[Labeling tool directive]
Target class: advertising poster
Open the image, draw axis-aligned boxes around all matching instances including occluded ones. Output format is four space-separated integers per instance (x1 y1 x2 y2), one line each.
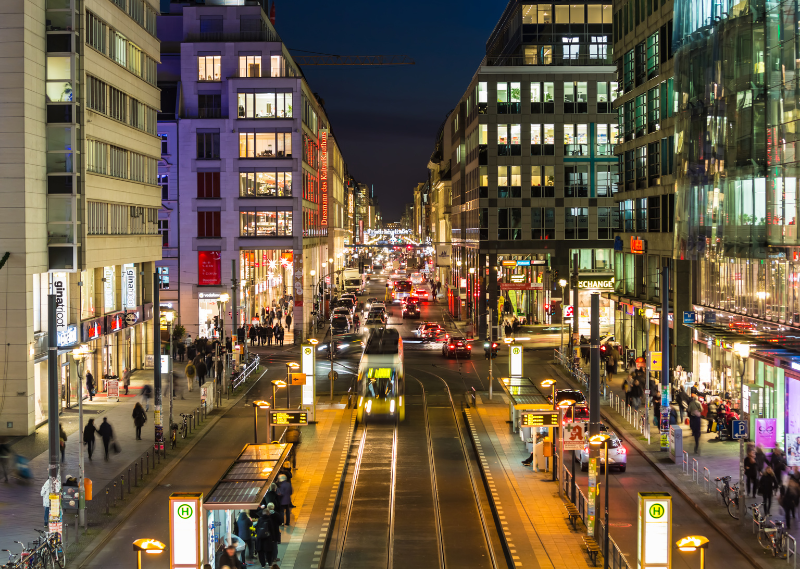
755 418 777 451
198 251 221 285
788 434 800 467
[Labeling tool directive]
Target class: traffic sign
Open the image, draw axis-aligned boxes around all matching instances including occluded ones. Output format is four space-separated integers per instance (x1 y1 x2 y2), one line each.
649 352 662 371
521 412 559 427
683 311 696 324
290 373 307 386
563 305 574 318
732 420 748 440
563 422 586 450
270 410 309 425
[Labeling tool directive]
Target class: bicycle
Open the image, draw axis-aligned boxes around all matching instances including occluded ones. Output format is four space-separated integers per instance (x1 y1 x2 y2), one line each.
170 423 178 449
758 516 789 557
35 529 64 568
179 413 192 439
715 475 740 518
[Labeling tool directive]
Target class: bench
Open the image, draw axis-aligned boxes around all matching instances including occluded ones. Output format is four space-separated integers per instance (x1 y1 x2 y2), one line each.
565 503 581 529
583 536 602 566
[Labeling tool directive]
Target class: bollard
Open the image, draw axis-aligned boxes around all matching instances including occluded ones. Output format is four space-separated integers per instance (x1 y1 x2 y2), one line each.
128 468 132 492
134 463 138 487
140 457 144 479
112 482 117 507
120 476 124 500
75 512 79 544
157 448 160 464
146 452 150 475
105 489 110 514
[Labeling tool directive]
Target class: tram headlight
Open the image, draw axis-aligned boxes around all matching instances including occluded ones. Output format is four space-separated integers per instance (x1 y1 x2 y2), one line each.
366 399 373 414
390 399 396 414
358 396 363 408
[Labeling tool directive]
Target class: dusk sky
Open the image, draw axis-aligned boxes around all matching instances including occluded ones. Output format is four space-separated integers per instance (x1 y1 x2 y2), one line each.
275 0 505 221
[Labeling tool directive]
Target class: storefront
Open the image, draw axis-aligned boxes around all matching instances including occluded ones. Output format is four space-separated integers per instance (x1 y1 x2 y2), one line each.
199 292 223 339
240 249 293 324
498 258 550 325
607 294 660 357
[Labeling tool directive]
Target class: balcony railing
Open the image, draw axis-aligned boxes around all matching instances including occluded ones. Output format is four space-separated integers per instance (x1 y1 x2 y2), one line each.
185 31 281 43
303 228 328 237
484 53 613 67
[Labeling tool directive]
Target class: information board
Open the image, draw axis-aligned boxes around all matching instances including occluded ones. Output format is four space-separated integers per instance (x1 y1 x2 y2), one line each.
270 410 309 425
107 380 119 400
521 412 558 427
563 422 586 450
638 492 672 569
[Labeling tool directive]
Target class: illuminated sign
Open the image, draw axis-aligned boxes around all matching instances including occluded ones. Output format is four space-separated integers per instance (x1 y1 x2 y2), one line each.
367 368 393 379
521 412 559 426
501 260 517 267
53 272 70 346
103 266 115 310
107 312 125 333
82 317 104 341
578 277 615 289
320 129 328 227
123 263 137 309
301 344 315 409
509 345 523 377
631 237 646 254
269 410 309 425
638 493 672 569
516 259 531 266
649 352 662 371
563 305 574 318
169 493 202 569
509 274 526 283
500 283 543 290
290 373 306 385
57 325 78 347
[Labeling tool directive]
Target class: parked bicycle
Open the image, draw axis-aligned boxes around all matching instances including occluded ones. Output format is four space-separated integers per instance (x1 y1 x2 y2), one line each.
758 516 789 558
715 475 740 519
35 528 64 568
179 413 192 439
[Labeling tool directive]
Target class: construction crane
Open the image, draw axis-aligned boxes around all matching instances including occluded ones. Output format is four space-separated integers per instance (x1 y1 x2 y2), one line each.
291 54 415 66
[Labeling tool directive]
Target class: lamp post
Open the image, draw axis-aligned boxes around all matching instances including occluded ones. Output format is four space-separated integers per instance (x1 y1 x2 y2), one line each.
734 342 750 525
133 538 165 569
558 279 567 356
252 400 270 444
557 398 576 498
286 362 299 408
322 262 328 318
590 433 611 569
71 344 92 528
676 536 709 569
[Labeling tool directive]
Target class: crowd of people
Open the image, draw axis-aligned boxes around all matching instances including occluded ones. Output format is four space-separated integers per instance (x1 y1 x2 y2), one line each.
743 444 800 526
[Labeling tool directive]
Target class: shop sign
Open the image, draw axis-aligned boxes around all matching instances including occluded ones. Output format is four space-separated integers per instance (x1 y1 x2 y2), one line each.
500 283 543 290
756 418 777 450
82 318 104 341
320 129 328 227
460 278 467 288
631 237 646 254
516 259 531 266
52 272 70 346
199 292 221 300
501 260 517 267
683 311 696 324
704 312 716 324
106 312 125 333
103 266 115 311
563 305 574 318
124 307 141 327
510 274 526 283
57 325 78 347
435 244 451 266
578 277 615 289
198 251 221 286
122 264 137 309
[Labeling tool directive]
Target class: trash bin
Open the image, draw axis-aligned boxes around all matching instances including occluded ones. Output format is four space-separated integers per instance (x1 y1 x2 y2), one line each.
84 478 93 501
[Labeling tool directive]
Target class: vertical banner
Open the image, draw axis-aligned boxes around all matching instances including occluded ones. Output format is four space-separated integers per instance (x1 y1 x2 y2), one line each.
587 458 597 535
509 344 523 377
319 129 328 227
638 493 672 569
122 263 137 309
301 344 315 421
660 386 670 450
103 266 115 311
52 272 72 347
169 493 203 569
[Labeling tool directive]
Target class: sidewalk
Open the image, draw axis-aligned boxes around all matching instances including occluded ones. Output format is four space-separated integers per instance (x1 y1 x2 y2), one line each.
0 366 221 554
551 357 795 569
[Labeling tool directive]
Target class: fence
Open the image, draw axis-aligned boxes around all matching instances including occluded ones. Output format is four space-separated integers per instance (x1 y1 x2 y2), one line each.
232 354 260 390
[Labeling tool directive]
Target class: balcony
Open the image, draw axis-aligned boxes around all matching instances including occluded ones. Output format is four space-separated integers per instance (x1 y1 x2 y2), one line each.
484 53 613 67
185 31 280 43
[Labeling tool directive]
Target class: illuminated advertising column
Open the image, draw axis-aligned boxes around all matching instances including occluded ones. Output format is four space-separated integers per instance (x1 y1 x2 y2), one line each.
638 492 672 569
169 493 202 569
301 344 315 422
509 344 523 377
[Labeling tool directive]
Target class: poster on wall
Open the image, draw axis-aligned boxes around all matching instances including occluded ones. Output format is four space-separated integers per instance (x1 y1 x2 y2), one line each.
435 244 451 266
755 418 777 451
103 266 115 311
788 434 800 467
198 251 221 285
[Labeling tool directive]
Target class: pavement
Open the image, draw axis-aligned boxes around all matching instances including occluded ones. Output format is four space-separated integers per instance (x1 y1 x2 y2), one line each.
0 365 232 556
550 352 797 569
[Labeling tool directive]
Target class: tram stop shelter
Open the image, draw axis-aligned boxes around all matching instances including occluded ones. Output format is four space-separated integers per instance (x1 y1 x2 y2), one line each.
499 377 556 470
202 443 293 568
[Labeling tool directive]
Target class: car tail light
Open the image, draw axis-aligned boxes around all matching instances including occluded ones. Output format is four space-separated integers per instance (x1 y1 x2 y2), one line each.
617 446 626 454
467 345 472 350
449 344 455 350
492 343 497 348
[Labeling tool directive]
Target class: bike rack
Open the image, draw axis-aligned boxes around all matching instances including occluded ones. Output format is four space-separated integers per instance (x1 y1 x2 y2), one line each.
691 458 699 482
788 534 797 568
682 450 688 474
703 467 710 493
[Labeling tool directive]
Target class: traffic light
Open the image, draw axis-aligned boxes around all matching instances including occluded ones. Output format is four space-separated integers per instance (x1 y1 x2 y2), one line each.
213 316 219 329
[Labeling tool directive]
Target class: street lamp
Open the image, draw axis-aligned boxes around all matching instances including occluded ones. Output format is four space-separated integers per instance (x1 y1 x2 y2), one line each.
133 538 165 569
676 536 709 569
252 400 270 444
558 279 568 355
71 343 91 528
734 342 750 524
284 361 300 408
590 433 611 569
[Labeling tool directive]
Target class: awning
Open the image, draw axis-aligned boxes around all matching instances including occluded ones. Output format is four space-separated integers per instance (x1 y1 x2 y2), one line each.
498 377 551 410
684 323 800 363
204 443 292 511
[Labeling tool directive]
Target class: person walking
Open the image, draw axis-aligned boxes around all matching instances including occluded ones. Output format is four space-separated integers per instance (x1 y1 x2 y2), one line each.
755 445 767 473
83 418 97 461
267 503 282 565
236 511 254 565
745 448 760 497
187 343 197 362
122 367 131 395
59 424 67 463
687 393 703 454
285 312 292 332
759 466 778 513
772 447 788 494
706 397 718 432
132 402 147 440
86 370 95 402
254 510 274 568
277 473 293 526
196 359 207 387
41 477 60 526
266 324 274 347
177 342 186 362
783 476 800 529
218 541 244 569
98 417 114 461
141 384 153 411
249 325 257 346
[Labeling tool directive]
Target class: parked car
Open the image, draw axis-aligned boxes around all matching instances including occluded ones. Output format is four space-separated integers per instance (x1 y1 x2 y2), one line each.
331 315 350 333
549 388 587 407
575 424 627 472
442 337 472 358
402 302 420 319
332 306 353 324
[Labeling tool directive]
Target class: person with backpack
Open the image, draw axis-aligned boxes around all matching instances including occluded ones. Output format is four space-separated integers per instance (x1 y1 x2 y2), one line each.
132 402 147 440
254 509 274 568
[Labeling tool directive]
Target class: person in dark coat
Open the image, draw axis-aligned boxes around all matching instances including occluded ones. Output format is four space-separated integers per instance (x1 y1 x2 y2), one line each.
205 352 214 375
236 511 253 564
196 359 208 387
217 542 243 569
267 503 282 564
783 476 800 529
772 447 788 494
285 313 292 331
254 511 274 568
86 370 95 401
97 417 113 461
83 418 97 461
759 466 778 513
687 394 703 454
225 336 233 353
249 326 257 346
745 448 760 497
187 344 197 362
132 402 147 440
756 445 767 472
266 324 274 346
277 473 293 526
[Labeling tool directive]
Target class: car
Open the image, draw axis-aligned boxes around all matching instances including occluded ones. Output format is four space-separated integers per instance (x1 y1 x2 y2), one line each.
564 404 590 424
317 333 364 357
402 294 420 305
402 302 421 319
330 315 350 333
410 272 425 285
442 336 472 358
419 323 445 340
332 306 353 323
413 288 430 301
364 297 379 312
340 293 357 303
368 309 387 323
575 424 627 472
333 298 355 313
550 388 587 407
371 302 386 312
416 322 437 336
363 317 385 331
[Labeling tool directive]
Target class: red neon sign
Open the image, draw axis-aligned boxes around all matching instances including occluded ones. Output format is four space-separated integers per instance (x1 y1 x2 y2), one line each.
320 130 328 226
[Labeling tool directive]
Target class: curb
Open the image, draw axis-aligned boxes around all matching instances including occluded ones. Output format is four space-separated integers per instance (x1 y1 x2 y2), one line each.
71 370 268 569
546 362 766 569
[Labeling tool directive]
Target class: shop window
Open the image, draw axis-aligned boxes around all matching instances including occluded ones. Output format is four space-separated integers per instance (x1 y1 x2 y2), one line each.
198 55 221 81
565 165 589 197
532 165 555 197
197 171 221 198
197 210 221 238
565 207 589 239
532 207 555 239
498 208 522 240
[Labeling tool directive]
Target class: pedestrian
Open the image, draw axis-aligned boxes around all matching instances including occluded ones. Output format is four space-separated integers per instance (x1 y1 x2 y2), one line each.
177 342 186 362
205 352 214 376
59 424 67 463
98 417 114 461
772 447 788 494
706 397 718 433
218 541 243 569
132 402 147 440
236 511 254 564
756 445 767 473
196 359 207 387
41 477 60 526
285 312 293 331
226 336 233 353
141 384 153 411
678 390 689 422
267 503 282 564
759 466 778 513
630 379 643 410
86 370 95 401
187 343 197 362
266 324 273 346
783 476 800 529
745 448 759 497
249 326 257 346
255 510 274 568
688 393 703 453
83 418 96 461
122 367 131 395
622 377 631 406
277 473 293 526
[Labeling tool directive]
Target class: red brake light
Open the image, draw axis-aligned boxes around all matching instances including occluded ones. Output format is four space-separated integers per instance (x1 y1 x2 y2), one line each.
492 343 497 348
449 344 455 349
467 345 472 349
617 446 626 454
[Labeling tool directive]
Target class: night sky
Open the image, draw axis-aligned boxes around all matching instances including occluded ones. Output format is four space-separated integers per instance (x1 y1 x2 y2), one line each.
274 0 504 221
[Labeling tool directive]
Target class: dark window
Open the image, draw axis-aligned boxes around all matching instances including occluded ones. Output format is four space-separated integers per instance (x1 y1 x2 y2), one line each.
197 211 221 237
198 94 221 118
159 133 168 154
648 196 660 231
532 207 555 239
624 49 634 92
158 174 168 199
197 172 221 198
636 197 648 231
621 200 635 231
648 141 660 182
565 165 589 197
646 33 659 79
498 208 522 240
597 207 619 239
197 132 220 159
565 207 589 239
635 41 646 86
158 221 168 248
199 16 223 34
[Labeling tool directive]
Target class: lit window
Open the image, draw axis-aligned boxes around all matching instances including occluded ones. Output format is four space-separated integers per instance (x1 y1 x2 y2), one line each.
239 55 262 78
198 55 221 81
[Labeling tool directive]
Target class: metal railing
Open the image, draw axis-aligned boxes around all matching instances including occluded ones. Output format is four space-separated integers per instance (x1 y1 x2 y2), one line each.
788 535 797 568
703 467 711 493
682 450 688 474
232 354 260 389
